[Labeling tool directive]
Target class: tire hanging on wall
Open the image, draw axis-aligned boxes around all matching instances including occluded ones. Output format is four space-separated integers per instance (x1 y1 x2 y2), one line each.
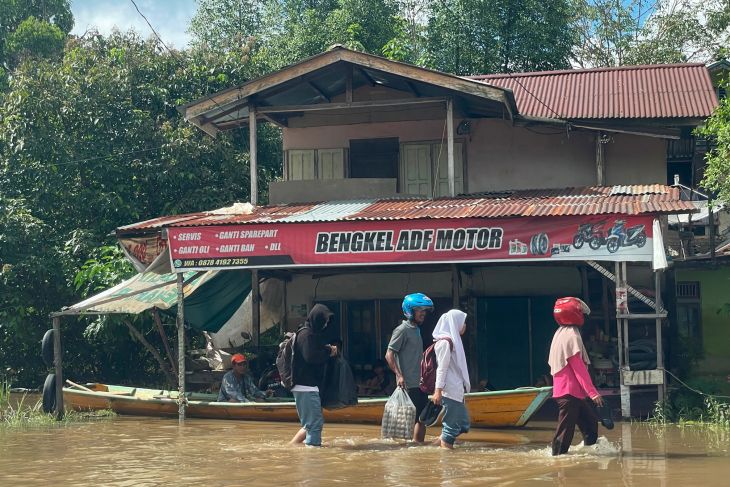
41 329 55 367
42 373 56 414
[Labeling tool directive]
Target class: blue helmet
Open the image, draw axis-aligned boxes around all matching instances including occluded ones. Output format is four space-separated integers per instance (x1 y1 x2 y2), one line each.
402 293 434 319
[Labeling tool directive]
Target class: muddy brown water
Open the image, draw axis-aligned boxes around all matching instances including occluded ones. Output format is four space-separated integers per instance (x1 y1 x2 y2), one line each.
1 414 729 486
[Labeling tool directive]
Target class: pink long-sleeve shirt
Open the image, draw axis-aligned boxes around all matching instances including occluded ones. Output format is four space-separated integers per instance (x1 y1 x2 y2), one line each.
552 352 599 399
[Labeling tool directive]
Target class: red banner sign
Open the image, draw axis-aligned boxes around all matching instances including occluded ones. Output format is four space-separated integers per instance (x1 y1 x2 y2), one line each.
168 214 655 271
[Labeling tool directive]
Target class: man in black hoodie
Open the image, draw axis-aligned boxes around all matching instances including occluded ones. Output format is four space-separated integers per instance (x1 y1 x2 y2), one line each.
289 304 337 447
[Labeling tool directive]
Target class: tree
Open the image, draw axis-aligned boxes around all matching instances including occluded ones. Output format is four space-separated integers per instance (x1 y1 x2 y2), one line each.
572 0 730 67
0 0 73 68
189 0 266 53
254 0 399 71
424 0 577 76
5 16 66 63
698 82 730 204
0 32 282 386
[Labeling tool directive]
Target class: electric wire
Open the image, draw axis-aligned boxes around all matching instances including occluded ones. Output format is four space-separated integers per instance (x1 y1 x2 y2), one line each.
662 368 730 400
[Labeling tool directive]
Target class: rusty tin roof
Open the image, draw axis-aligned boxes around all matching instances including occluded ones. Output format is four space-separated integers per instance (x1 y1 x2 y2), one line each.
472 64 718 120
117 185 695 234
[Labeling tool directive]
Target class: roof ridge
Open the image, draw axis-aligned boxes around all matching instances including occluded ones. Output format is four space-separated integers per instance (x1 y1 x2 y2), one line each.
470 63 708 80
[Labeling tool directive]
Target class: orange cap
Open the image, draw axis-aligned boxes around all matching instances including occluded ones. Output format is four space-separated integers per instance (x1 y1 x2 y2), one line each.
231 353 247 364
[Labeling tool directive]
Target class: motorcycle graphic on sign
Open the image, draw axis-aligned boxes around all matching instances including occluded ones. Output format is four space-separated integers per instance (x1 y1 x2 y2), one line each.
572 219 647 254
605 220 647 253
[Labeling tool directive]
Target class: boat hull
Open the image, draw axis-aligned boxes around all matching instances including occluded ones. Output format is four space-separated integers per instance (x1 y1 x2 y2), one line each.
64 384 552 428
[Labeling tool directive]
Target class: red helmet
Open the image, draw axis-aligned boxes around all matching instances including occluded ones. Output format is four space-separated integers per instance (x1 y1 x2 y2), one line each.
553 297 591 326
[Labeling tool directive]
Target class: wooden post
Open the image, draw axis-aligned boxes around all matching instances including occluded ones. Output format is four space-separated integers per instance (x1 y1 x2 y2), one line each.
176 273 186 423
451 264 460 309
252 270 261 348
52 316 64 420
595 132 606 185
249 106 258 206
655 270 666 401
615 262 631 418
447 98 455 197
345 65 353 103
527 298 534 386
709 204 716 263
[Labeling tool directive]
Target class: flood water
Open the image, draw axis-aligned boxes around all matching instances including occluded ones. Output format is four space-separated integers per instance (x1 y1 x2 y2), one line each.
1 415 729 486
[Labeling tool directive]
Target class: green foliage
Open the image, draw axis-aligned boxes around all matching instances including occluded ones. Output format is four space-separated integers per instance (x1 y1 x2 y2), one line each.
652 395 730 427
698 82 730 205
189 0 265 53
0 385 116 428
650 376 730 427
73 245 135 297
0 31 281 387
0 0 73 68
252 0 399 71
573 0 730 67
5 17 66 62
424 0 576 75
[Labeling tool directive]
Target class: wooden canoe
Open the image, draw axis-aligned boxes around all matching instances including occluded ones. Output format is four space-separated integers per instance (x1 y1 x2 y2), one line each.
63 383 552 428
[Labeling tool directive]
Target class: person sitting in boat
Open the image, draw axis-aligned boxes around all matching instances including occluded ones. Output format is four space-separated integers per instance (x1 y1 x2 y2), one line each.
218 353 271 403
357 359 394 396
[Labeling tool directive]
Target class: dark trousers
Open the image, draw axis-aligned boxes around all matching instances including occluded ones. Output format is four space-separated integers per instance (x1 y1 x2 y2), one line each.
552 395 599 455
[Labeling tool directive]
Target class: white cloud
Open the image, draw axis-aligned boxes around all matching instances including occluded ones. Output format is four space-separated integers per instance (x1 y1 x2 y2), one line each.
71 0 197 48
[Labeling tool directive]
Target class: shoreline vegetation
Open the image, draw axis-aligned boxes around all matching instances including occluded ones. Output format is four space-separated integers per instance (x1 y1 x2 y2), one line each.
0 383 115 428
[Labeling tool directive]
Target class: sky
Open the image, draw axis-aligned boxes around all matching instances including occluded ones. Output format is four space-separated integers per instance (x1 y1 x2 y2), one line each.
71 0 198 48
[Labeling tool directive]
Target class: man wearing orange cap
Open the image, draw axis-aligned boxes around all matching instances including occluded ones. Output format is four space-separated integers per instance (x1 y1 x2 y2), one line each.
218 353 270 403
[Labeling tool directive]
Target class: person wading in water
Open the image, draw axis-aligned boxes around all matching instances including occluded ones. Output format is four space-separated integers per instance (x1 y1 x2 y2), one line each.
289 304 338 447
431 309 471 449
385 293 433 443
548 297 604 456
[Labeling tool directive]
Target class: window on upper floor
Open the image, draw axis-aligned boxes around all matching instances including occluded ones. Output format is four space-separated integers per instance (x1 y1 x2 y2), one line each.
285 148 347 180
349 138 399 179
284 138 467 198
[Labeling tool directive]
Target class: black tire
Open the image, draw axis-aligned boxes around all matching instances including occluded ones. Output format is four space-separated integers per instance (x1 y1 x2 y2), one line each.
42 373 56 414
635 233 647 248
42 329 54 367
607 238 619 254
537 233 549 255
589 238 602 250
572 234 584 249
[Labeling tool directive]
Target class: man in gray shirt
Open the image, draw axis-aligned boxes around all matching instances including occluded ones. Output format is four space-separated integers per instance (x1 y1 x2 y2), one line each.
385 293 433 443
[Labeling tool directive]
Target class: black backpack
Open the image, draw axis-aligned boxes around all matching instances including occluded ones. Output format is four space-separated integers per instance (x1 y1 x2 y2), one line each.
275 331 298 390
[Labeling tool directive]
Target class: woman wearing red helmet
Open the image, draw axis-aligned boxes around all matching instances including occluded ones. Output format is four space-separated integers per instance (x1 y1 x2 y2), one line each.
548 297 604 456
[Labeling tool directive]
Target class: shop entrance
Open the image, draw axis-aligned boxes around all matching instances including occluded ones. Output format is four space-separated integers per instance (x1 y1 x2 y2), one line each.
476 296 557 390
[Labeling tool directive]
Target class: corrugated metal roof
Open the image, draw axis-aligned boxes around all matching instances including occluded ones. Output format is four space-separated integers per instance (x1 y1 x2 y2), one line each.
116 185 695 233
471 64 718 120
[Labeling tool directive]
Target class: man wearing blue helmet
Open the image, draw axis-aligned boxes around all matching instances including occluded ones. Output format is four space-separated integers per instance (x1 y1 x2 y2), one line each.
385 292 434 443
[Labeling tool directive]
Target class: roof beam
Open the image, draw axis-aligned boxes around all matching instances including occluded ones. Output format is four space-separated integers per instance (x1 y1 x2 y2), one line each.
197 97 249 125
405 80 421 97
307 81 330 102
358 67 376 87
255 96 447 114
345 64 353 103
260 113 288 128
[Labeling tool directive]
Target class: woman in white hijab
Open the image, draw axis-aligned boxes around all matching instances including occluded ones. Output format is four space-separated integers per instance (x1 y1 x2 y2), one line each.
432 309 470 449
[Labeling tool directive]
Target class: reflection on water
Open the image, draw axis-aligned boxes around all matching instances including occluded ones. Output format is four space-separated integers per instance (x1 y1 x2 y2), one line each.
1 417 729 486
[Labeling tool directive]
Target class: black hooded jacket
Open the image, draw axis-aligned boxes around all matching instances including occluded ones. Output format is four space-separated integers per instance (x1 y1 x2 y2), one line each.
292 304 334 388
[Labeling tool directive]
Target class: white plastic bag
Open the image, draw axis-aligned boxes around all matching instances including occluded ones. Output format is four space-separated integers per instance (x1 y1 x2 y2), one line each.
381 388 416 440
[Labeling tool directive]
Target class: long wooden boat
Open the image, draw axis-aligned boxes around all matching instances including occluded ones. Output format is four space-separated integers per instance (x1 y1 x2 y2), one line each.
64 383 552 427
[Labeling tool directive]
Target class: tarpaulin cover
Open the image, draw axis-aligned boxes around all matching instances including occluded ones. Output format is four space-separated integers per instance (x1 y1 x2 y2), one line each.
62 271 215 315
62 269 251 333
164 269 251 333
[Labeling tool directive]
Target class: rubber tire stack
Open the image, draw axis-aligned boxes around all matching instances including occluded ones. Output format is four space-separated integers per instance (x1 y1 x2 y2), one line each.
41 328 56 414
